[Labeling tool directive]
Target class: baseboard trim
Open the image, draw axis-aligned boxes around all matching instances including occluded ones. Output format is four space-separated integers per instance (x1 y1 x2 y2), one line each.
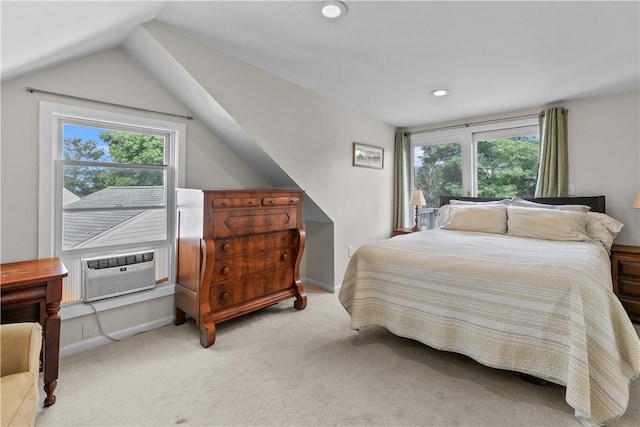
60 315 174 358
303 278 334 293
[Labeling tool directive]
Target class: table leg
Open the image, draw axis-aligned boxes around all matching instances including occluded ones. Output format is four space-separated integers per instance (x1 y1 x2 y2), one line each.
43 299 61 406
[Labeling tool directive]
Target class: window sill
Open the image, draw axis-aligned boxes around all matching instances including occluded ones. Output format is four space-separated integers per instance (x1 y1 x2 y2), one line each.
60 282 175 320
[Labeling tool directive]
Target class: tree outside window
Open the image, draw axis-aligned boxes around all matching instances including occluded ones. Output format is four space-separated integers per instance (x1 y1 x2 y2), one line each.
476 135 539 198
414 142 462 207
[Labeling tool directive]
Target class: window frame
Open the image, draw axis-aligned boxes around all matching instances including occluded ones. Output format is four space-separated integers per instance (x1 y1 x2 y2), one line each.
410 117 538 202
38 101 185 301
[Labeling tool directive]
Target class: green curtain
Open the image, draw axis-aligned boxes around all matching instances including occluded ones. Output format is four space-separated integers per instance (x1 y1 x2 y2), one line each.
393 130 411 228
535 107 569 197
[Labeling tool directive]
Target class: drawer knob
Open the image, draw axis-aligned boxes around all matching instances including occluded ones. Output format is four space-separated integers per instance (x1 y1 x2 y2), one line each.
268 199 274 204
221 266 230 275
221 243 230 251
221 292 230 300
281 253 288 261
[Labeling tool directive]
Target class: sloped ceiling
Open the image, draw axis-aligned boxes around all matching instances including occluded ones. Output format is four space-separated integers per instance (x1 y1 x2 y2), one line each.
2 1 639 128
121 24 331 222
121 24 298 190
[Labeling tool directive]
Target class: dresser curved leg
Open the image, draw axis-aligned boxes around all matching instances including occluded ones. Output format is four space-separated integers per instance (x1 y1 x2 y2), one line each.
294 289 307 310
199 322 216 348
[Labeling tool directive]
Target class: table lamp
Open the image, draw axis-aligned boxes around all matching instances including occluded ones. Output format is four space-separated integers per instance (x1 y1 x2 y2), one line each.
410 188 426 231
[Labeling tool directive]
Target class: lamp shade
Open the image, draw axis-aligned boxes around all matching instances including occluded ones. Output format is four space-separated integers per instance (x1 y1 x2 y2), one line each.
410 189 426 206
633 192 640 209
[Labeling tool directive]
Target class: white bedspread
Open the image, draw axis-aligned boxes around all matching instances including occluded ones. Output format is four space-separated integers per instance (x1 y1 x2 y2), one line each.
339 229 640 426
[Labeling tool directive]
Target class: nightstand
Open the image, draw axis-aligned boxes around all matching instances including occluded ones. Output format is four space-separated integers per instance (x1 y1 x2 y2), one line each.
392 228 419 237
611 244 640 322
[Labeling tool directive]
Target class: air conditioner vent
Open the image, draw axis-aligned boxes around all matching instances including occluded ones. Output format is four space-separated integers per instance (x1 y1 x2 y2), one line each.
86 252 154 270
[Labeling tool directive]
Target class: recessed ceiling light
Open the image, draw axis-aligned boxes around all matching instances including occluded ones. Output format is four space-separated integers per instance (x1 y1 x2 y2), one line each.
321 1 348 19
430 89 449 97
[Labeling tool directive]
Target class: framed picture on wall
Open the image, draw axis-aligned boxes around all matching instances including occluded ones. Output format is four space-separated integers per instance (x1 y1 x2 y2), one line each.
352 142 384 169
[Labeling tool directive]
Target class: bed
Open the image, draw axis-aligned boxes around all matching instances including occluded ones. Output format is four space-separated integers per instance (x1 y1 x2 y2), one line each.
339 196 640 427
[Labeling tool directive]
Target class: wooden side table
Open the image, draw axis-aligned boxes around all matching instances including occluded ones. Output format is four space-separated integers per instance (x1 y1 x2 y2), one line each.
611 244 640 322
1 257 68 406
392 228 419 237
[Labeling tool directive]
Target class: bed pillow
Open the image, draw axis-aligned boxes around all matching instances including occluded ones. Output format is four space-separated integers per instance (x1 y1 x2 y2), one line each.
438 199 509 226
440 204 507 234
511 197 591 212
507 206 590 241
436 204 451 227
586 212 623 252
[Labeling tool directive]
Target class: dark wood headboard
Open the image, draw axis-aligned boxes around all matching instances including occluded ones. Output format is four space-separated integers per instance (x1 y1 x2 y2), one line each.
438 195 606 214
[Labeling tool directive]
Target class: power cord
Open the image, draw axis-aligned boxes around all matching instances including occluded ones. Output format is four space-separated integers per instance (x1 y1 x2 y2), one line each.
87 300 154 342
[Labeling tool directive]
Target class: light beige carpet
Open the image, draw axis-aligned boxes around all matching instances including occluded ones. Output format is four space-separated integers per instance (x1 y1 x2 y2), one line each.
36 289 639 426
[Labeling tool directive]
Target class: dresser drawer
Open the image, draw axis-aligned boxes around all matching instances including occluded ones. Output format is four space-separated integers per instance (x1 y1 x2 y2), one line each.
619 297 640 322
212 208 298 238
211 247 295 282
619 259 640 279
209 268 294 310
215 231 295 259
262 196 300 207
619 278 640 298
211 197 261 209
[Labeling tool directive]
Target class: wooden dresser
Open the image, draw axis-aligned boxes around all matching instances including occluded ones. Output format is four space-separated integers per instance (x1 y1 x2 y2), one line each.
1 257 68 406
174 189 307 347
611 244 640 322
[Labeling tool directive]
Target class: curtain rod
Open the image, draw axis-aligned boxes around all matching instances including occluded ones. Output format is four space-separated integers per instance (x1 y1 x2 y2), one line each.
409 112 539 135
26 86 193 120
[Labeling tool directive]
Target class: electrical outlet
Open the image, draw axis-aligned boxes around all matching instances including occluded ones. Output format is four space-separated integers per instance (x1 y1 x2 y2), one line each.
348 245 354 257
82 322 96 339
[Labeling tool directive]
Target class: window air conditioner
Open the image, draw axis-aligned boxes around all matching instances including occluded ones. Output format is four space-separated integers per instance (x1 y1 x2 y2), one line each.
81 251 155 302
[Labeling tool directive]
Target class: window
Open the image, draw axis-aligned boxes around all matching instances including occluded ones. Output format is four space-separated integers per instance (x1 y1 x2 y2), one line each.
39 102 185 303
410 118 539 208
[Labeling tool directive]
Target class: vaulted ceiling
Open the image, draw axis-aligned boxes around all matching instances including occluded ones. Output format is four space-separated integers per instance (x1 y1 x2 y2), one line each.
2 1 639 128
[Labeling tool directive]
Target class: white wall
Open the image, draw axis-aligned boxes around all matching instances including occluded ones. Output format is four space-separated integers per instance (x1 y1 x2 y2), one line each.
564 92 640 245
407 91 640 246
